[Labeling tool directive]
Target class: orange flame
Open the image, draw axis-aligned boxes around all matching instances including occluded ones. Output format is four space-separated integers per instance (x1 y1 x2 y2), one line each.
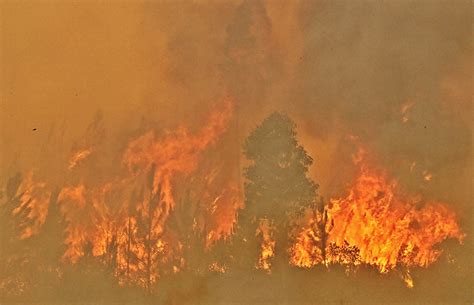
327 165 463 271
68 148 93 170
13 171 51 239
55 100 234 286
291 151 464 285
122 99 233 203
206 185 243 246
256 218 275 272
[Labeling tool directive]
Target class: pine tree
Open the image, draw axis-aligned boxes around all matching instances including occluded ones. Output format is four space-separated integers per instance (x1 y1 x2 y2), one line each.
236 112 317 271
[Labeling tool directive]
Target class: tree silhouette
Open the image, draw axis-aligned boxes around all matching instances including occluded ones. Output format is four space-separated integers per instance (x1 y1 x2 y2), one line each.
134 164 169 293
236 112 317 271
26 188 68 299
31 188 66 262
123 189 139 283
167 189 207 274
0 173 29 298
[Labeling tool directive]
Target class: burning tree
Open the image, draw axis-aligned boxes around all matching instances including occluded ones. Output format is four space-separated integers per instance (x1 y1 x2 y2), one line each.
134 165 169 293
235 112 318 272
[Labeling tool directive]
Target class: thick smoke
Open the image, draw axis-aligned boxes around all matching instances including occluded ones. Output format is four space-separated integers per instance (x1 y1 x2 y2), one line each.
1 0 472 304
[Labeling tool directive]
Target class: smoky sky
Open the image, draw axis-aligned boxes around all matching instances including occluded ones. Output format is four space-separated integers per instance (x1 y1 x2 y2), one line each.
1 1 472 225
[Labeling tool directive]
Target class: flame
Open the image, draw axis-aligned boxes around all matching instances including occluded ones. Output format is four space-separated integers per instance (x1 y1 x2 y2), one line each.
206 185 243 246
68 148 93 170
209 262 227 273
422 171 433 181
291 152 464 286
54 100 234 287
122 99 233 202
256 218 275 272
327 166 463 271
401 269 414 288
400 100 414 123
58 182 124 262
13 171 51 239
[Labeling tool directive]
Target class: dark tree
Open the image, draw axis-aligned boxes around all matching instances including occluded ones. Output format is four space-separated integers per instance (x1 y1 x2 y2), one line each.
236 112 317 270
27 188 68 299
124 189 139 283
135 164 168 293
31 188 67 263
0 173 30 298
61 240 120 304
167 189 207 274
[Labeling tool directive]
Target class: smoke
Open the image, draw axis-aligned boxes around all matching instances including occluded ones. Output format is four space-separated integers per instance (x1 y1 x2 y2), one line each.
1 0 472 303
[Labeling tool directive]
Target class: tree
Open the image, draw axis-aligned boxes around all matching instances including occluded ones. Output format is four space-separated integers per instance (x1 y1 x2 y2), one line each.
31 188 66 263
123 189 139 283
135 164 168 293
0 173 29 298
236 112 317 271
167 189 207 274
27 188 68 299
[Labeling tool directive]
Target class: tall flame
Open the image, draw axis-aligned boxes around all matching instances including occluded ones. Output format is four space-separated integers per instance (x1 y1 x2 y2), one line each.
8 100 235 288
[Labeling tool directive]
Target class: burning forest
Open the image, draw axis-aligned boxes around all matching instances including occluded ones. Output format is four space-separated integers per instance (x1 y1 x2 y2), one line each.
1 1 472 305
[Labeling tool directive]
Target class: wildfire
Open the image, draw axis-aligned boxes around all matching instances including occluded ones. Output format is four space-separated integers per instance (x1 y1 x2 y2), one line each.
4 100 237 289
291 153 465 285
57 100 234 287
3 103 465 290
